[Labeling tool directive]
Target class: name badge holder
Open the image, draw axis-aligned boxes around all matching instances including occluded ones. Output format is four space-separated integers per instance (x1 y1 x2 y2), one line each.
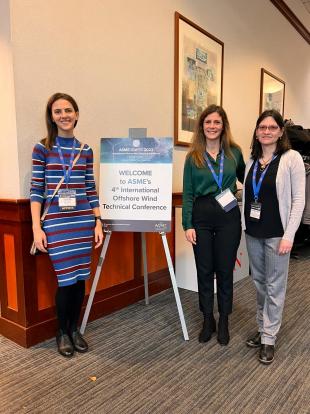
215 188 238 212
58 189 77 211
56 138 77 211
204 151 237 212
250 155 276 221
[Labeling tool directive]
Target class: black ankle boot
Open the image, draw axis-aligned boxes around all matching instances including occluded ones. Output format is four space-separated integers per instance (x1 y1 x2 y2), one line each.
217 314 230 346
259 344 275 364
56 330 74 357
199 314 216 343
69 329 88 353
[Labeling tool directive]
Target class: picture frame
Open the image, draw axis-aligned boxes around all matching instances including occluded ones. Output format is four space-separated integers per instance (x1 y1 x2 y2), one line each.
174 12 224 146
259 68 285 116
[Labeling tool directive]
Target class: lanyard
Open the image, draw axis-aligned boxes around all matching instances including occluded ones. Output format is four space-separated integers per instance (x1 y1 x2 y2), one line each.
204 150 225 191
56 137 77 187
252 155 277 201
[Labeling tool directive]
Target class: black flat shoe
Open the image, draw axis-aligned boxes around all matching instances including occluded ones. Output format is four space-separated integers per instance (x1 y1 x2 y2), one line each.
217 314 230 346
246 332 261 348
56 332 74 358
259 344 275 365
70 330 88 353
199 314 216 343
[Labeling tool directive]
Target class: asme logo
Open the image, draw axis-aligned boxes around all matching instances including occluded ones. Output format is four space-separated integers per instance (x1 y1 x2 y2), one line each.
155 223 167 230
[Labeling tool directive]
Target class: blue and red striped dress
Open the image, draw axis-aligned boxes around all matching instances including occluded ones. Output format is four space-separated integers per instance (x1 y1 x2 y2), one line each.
30 137 99 287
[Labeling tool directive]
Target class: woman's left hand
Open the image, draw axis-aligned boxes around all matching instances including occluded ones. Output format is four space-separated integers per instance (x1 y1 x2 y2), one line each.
94 220 104 248
278 239 293 255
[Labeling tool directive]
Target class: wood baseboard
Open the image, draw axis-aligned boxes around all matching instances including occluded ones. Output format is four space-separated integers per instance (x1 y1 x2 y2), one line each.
0 270 171 347
0 197 179 347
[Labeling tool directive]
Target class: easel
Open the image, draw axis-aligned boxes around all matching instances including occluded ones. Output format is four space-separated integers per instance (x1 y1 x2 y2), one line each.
80 230 189 340
81 129 189 340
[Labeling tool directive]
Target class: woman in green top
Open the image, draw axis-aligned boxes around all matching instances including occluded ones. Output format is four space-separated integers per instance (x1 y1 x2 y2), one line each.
182 105 245 345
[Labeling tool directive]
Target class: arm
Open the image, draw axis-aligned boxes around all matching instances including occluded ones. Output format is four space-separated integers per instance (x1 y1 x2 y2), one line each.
85 146 103 248
92 206 103 249
185 228 196 245
241 160 253 232
182 157 196 244
85 146 100 208
236 149 246 184
31 201 47 252
279 152 306 253
30 143 48 252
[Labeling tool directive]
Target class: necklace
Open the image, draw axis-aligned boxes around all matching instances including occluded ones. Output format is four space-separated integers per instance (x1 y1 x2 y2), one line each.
206 147 220 160
207 151 219 162
259 156 273 170
207 148 218 154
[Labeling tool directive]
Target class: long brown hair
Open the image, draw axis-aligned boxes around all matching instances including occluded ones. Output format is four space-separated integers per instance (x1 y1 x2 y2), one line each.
186 105 241 168
250 109 290 160
42 92 79 150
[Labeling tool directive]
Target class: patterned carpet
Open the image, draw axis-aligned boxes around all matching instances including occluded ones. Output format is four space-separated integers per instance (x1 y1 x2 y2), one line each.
0 246 309 414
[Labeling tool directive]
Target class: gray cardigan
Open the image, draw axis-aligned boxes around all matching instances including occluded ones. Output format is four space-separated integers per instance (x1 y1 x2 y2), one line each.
242 150 305 242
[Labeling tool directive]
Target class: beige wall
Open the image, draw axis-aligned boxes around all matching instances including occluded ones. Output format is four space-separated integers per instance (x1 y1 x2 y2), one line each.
6 0 310 198
0 0 20 198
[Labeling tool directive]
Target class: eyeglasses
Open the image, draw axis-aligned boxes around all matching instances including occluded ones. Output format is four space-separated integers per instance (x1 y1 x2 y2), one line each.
257 125 279 132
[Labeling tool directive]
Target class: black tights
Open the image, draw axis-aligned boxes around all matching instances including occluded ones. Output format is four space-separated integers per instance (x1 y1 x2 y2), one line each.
55 280 85 333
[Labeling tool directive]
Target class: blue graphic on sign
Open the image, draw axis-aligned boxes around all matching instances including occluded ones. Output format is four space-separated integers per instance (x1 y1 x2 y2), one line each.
100 137 173 164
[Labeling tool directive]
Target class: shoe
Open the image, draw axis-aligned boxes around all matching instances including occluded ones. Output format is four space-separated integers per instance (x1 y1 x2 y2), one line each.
70 330 88 353
56 331 74 357
259 344 275 364
199 314 216 343
217 314 230 346
246 332 261 348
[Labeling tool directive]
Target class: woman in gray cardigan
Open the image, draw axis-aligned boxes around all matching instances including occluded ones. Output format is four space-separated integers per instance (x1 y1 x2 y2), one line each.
242 110 305 365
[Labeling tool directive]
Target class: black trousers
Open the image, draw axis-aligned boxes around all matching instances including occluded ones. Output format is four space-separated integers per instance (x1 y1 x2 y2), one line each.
192 195 241 315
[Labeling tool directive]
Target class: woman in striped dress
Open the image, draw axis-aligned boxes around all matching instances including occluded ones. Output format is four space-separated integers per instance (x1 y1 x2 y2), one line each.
30 92 103 357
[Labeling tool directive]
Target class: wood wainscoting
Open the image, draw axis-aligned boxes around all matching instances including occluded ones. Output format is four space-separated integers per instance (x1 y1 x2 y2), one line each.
0 195 182 347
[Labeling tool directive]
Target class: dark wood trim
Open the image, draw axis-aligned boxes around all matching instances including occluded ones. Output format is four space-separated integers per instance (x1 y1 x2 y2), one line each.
133 232 143 278
270 0 310 44
85 269 171 322
0 222 27 325
0 317 30 348
0 198 29 204
0 198 31 222
0 198 177 347
0 269 170 347
172 192 182 207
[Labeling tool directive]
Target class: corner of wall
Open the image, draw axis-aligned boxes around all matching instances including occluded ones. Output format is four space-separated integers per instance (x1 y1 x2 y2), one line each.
0 0 21 199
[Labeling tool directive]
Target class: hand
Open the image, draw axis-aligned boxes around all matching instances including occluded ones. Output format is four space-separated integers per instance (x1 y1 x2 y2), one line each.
185 228 196 245
94 220 104 249
278 239 293 255
33 227 48 253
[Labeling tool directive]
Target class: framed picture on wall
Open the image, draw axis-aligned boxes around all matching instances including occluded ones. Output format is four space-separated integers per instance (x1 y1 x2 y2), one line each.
174 12 224 146
259 68 285 116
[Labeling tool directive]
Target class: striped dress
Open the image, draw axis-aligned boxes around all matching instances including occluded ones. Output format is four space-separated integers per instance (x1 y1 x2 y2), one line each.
30 137 99 287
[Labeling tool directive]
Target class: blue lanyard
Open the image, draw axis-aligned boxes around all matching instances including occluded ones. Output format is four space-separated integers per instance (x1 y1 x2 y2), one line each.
252 155 277 201
204 151 225 191
56 137 77 187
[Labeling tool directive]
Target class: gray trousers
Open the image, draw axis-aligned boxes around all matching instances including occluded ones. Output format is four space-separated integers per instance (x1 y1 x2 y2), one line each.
245 234 290 345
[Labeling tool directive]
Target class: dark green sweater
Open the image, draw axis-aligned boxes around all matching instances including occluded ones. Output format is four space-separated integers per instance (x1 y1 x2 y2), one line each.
182 147 245 230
